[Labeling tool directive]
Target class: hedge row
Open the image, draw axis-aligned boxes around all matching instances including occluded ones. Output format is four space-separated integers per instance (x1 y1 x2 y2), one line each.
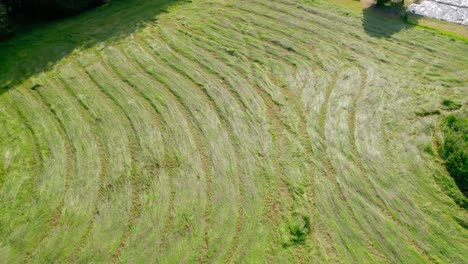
441 114 468 198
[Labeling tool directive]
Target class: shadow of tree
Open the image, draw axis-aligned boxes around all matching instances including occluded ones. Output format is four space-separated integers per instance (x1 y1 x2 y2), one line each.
0 0 185 94
362 2 418 38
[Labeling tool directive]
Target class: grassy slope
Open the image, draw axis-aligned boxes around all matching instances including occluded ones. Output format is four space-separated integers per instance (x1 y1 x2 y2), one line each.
0 0 467 262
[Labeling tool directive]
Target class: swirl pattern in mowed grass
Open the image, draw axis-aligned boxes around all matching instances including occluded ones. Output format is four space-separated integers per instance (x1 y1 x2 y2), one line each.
0 0 467 263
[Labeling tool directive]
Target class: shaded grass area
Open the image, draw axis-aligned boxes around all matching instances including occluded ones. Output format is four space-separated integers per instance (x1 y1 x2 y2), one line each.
0 0 186 91
362 5 415 38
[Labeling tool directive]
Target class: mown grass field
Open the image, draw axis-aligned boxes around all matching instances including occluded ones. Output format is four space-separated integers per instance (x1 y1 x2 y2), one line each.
0 0 467 263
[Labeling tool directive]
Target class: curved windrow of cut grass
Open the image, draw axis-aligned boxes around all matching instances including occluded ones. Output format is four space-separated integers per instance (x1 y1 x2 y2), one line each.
0 0 467 263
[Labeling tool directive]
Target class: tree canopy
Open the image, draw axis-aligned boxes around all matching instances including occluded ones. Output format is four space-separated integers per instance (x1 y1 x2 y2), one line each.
2 0 107 17
0 0 108 37
0 2 9 38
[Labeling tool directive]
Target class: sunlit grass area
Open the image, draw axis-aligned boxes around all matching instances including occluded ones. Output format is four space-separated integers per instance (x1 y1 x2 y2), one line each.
0 0 467 262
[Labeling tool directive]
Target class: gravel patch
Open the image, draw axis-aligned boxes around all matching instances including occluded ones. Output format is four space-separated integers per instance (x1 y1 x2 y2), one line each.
408 0 468 25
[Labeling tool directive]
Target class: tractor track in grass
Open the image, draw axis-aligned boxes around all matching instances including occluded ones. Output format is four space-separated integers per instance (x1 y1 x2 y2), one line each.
224 4 352 61
301 65 348 263
0 98 41 244
65 63 144 263
268 72 326 256
148 28 289 262
277 0 467 66
176 24 317 260
116 42 210 259
115 44 217 261
315 73 347 263
237 0 460 71
54 75 107 261
175 23 326 261
99 51 171 139
142 30 258 262
251 80 313 263
19 86 74 261
249 57 337 263
395 166 438 261
232 2 372 56
347 68 407 260
207 20 306 65
377 110 438 263
347 68 434 263
318 72 389 263
208 11 314 61
101 46 199 253
232 60 311 261
98 48 178 252
94 53 167 171
6 98 42 204
0 113 6 190
239 52 300 261
222 46 317 260
9 98 44 177
251 73 310 263
191 21 304 71
160 168 176 252
154 28 259 120
253 84 296 261
174 22 303 91
175 25 297 78
55 78 108 261
53 65 129 262
75 68 144 264
188 24 322 257
224 2 396 68
53 67 120 260
177 23 305 97
141 27 304 261
169 24 289 255
145 33 247 264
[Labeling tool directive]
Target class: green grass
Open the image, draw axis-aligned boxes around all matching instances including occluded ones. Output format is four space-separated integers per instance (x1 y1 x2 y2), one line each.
0 0 467 263
440 115 467 204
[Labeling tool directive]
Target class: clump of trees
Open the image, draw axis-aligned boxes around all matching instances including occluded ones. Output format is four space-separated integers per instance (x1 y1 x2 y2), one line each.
440 114 467 199
0 2 10 38
0 0 109 38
